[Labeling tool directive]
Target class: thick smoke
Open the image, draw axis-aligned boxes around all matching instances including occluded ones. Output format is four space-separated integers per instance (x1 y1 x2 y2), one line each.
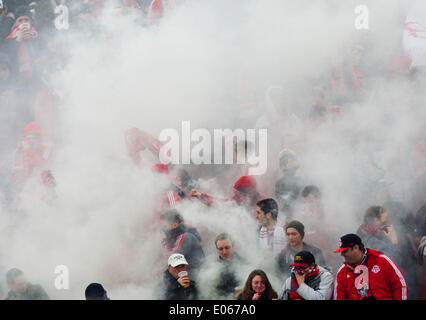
0 0 424 299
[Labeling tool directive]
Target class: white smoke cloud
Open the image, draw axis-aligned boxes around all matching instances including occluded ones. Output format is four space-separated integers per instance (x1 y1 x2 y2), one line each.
0 0 424 299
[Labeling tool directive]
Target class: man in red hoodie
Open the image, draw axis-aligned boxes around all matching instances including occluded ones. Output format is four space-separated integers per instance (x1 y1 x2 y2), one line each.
333 233 408 300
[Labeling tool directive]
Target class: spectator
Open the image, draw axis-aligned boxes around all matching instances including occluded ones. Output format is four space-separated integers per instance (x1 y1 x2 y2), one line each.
4 4 43 81
236 269 277 300
334 233 408 300
255 198 286 256
418 215 426 265
212 233 245 298
160 209 205 274
278 251 334 300
85 283 110 300
155 253 199 300
0 1 16 47
5 268 49 300
232 175 262 209
9 121 56 197
276 220 326 277
275 149 302 220
296 185 341 273
416 206 426 300
357 206 400 260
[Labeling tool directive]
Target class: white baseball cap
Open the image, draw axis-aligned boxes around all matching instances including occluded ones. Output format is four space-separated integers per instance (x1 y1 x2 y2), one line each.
168 253 188 267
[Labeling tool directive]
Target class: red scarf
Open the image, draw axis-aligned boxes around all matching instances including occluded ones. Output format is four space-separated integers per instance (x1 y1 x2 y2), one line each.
288 267 320 300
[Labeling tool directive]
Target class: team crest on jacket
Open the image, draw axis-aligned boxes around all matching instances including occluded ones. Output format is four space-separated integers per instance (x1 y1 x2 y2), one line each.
372 265 380 273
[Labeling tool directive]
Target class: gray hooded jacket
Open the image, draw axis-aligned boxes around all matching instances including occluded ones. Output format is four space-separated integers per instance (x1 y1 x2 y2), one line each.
278 265 334 300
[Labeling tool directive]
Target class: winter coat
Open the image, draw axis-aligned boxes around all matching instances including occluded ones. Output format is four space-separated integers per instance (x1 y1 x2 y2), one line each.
5 283 49 300
276 242 326 277
278 265 334 300
357 224 400 262
162 225 205 273
419 237 426 265
155 270 199 300
334 248 408 300
214 253 245 298
4 25 44 81
0 15 14 47
258 220 286 256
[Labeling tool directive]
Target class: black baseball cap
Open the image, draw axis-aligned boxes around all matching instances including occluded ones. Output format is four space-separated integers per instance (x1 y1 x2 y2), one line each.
334 233 363 253
290 251 315 267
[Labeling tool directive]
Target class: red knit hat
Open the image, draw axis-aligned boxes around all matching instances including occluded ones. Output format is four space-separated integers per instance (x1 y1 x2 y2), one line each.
23 122 42 137
233 175 257 194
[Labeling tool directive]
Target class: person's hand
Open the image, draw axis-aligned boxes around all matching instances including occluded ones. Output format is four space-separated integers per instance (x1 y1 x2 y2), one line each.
177 275 190 288
252 292 262 300
295 272 306 286
16 29 25 42
190 189 201 198
383 224 398 244
22 29 33 40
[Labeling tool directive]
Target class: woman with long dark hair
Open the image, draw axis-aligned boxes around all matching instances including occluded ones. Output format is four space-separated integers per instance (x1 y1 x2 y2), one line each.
237 269 278 300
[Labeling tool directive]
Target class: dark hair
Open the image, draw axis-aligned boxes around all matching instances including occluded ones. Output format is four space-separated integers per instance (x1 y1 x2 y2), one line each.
301 185 321 198
363 206 385 225
85 283 110 300
215 233 232 248
160 209 184 224
238 270 277 300
6 268 24 284
357 243 365 251
279 149 297 170
256 198 279 220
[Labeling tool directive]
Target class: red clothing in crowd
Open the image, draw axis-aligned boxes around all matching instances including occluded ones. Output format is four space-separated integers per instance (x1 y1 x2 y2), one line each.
10 122 55 190
334 248 408 300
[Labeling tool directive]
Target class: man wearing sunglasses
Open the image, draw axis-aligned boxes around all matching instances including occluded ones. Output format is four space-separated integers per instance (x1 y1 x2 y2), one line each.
278 251 334 300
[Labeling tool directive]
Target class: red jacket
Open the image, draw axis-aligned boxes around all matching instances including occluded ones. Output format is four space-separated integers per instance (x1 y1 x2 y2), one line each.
334 248 408 300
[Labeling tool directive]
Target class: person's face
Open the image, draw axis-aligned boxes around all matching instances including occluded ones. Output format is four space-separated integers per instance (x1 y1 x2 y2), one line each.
168 264 187 279
251 275 266 294
255 206 268 226
293 264 313 275
286 228 302 248
301 195 317 214
16 16 32 29
234 189 250 204
8 275 28 295
216 239 234 260
23 133 42 150
340 246 363 265
161 220 179 232
380 211 389 225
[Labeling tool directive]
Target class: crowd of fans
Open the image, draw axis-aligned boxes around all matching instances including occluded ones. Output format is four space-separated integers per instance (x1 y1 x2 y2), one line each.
0 0 425 300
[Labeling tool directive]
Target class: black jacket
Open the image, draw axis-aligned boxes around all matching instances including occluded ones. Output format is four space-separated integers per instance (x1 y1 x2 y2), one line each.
155 270 199 300
215 253 245 298
5 283 49 300
163 225 205 273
